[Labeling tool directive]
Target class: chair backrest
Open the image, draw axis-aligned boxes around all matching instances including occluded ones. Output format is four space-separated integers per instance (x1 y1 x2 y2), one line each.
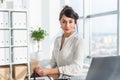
86 56 120 80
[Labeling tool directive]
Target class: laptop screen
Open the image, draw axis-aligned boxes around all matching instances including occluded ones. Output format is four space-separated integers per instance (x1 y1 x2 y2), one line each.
85 56 120 80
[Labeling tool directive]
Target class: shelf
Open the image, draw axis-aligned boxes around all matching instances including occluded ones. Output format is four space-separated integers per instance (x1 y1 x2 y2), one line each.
0 28 9 30
0 10 30 80
11 62 29 65
0 46 10 48
11 45 28 47
0 63 10 66
11 28 27 30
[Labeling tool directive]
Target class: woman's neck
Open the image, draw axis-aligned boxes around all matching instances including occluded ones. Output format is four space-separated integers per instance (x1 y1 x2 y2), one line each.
63 32 73 37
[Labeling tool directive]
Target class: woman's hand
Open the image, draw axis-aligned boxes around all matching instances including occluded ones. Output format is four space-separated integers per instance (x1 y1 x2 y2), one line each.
35 67 59 76
35 67 50 76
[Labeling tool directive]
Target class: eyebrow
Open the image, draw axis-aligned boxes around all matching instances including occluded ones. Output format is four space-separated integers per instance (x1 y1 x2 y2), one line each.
61 18 74 21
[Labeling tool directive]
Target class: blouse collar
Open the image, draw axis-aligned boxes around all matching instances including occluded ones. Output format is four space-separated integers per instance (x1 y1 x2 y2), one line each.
58 31 77 42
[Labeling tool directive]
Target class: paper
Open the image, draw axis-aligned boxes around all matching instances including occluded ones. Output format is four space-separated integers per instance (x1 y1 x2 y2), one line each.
30 76 51 80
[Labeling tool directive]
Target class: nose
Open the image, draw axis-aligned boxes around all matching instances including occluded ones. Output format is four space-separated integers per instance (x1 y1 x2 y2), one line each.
66 22 70 27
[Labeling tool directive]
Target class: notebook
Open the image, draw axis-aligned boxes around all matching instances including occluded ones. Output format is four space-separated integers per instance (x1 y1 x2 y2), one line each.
85 56 120 80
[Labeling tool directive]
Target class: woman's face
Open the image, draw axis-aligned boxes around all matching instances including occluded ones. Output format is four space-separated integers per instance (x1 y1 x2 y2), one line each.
60 15 76 34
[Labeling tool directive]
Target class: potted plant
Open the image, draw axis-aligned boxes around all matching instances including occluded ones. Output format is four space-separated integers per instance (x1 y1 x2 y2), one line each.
31 27 47 52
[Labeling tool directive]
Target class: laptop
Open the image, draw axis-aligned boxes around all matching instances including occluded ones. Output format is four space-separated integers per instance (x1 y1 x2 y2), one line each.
85 56 120 80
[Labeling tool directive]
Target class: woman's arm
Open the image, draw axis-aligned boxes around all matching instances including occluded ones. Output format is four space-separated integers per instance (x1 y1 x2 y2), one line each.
35 67 59 76
35 38 60 76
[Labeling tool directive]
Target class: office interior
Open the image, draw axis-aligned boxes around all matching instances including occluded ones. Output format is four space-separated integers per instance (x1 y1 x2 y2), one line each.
0 0 119 80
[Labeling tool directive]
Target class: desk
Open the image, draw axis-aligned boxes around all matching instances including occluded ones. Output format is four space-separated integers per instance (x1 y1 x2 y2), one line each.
30 74 86 80
50 74 86 80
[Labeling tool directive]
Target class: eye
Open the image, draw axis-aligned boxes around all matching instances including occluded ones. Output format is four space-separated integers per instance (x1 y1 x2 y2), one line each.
62 20 66 23
69 20 73 23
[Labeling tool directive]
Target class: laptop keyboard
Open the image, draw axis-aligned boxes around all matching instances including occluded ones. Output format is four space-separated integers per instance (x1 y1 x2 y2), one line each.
70 76 85 80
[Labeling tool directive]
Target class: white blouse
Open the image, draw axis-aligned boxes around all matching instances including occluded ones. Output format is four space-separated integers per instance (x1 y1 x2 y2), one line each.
49 32 84 76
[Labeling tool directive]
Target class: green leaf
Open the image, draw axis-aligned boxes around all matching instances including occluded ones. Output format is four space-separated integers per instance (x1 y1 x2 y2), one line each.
31 27 47 42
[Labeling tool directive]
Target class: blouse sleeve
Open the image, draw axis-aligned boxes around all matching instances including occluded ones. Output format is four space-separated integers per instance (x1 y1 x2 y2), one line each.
44 38 58 68
58 38 85 76
48 50 57 68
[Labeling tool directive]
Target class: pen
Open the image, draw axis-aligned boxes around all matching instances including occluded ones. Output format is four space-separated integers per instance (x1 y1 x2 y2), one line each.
33 69 36 80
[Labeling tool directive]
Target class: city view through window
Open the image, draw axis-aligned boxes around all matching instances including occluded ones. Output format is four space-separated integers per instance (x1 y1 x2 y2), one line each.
91 15 117 57
92 33 117 57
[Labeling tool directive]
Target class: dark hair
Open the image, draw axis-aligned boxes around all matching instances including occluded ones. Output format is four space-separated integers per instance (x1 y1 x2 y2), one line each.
59 5 79 24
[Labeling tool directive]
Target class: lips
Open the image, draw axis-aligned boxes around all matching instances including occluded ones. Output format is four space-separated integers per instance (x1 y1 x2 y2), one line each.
65 29 70 31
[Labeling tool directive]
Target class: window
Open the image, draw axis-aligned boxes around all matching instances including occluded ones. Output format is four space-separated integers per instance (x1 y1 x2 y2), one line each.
90 0 117 14
70 0 83 16
91 15 117 57
69 0 84 37
69 0 118 65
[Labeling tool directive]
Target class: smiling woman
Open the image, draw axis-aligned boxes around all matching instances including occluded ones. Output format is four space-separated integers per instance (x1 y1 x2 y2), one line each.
34 5 85 77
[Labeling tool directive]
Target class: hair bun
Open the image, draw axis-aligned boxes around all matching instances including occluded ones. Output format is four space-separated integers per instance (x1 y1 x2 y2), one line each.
74 12 79 20
64 5 79 20
64 5 72 9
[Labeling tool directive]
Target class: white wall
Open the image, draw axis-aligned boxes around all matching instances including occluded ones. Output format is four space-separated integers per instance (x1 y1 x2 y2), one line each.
41 0 50 58
28 0 63 60
28 0 41 28
49 0 61 53
28 0 42 54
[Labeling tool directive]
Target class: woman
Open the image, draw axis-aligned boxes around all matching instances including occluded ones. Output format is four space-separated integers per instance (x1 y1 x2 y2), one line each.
35 5 84 76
